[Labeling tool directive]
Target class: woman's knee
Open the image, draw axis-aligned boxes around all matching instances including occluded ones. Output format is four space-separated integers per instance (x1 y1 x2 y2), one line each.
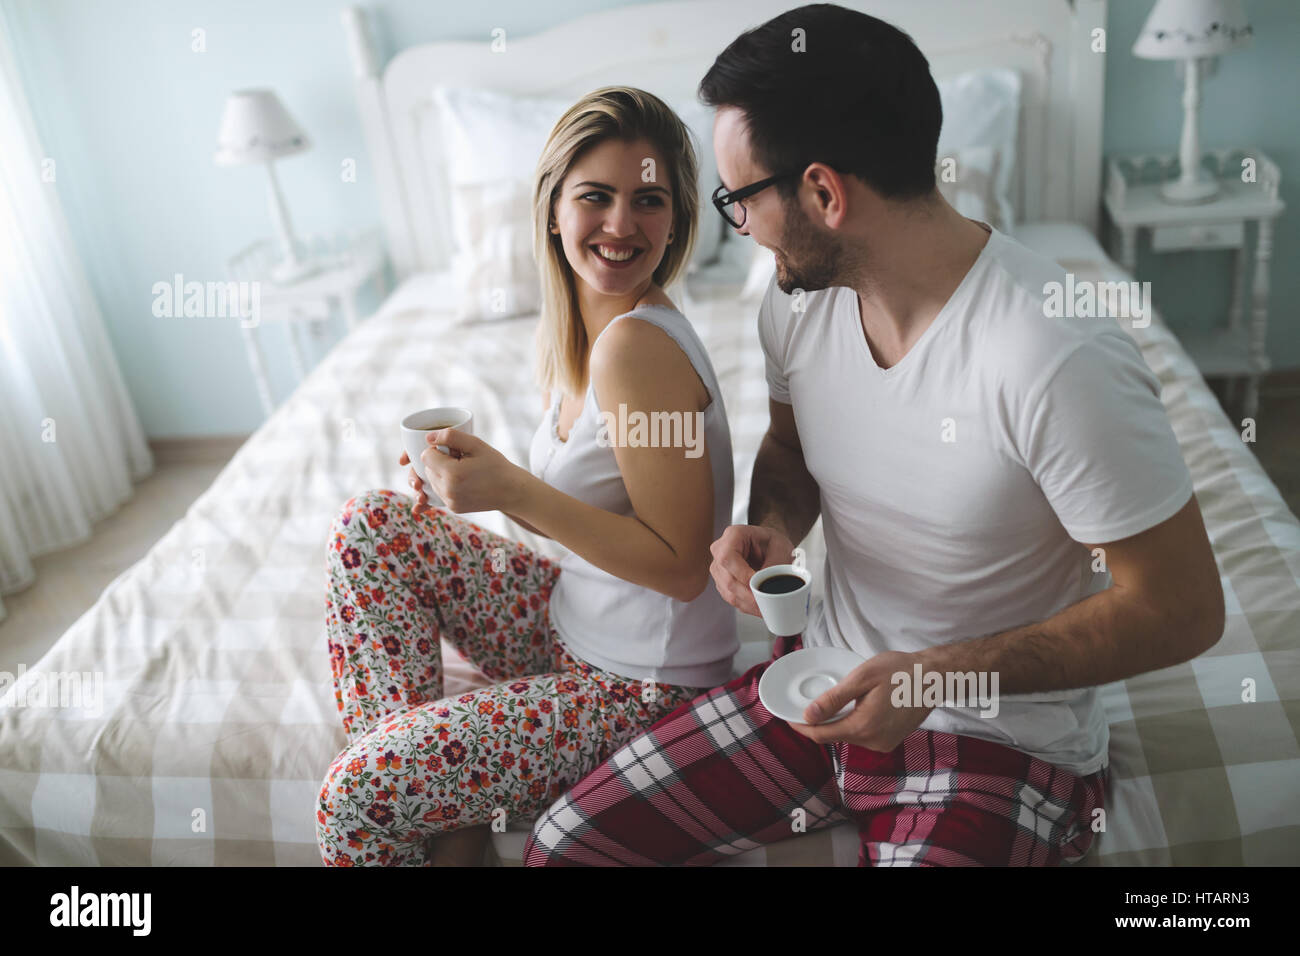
327 490 422 566
332 488 406 532
316 752 357 859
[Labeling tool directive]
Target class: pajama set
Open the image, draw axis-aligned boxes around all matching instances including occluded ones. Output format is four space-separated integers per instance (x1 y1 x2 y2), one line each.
316 305 736 866
524 223 1193 866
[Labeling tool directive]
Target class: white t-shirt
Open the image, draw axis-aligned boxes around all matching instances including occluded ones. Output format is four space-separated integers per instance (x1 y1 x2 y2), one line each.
758 224 1194 776
527 305 737 687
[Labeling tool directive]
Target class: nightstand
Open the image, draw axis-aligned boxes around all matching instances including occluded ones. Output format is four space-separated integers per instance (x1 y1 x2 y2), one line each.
228 228 389 416
1102 148 1285 420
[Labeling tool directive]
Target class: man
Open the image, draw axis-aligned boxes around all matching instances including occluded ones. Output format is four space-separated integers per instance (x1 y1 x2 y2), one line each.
524 3 1223 866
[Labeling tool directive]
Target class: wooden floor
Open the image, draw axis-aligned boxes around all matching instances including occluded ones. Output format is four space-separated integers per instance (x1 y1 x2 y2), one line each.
0 438 243 677
1221 369 1300 522
2 370 1299 676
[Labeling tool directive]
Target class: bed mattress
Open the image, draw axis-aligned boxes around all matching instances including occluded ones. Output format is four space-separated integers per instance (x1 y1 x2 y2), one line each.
2 225 1297 867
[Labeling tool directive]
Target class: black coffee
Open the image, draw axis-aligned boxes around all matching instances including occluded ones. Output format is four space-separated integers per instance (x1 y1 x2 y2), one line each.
758 574 805 594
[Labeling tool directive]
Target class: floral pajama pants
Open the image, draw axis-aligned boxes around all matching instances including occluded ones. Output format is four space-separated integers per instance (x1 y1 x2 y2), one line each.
315 488 706 866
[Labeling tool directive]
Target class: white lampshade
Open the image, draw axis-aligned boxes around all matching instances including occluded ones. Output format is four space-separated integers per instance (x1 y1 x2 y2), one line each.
1133 0 1252 60
214 89 311 166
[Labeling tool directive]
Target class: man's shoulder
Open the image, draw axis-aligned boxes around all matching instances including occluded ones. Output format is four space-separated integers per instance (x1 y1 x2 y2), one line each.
974 231 1130 391
984 228 1071 301
975 232 1073 339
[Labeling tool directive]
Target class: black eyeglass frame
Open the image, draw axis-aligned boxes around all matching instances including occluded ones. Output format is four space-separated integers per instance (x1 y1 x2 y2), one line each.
710 169 804 229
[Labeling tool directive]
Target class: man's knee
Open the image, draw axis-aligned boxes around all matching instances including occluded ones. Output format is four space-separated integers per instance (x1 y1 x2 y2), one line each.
522 798 579 866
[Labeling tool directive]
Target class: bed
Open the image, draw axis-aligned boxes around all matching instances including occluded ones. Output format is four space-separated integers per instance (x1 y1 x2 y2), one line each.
2 0 1298 867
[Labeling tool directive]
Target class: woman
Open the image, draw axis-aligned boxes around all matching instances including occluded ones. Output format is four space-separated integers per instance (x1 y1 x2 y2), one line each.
316 87 736 866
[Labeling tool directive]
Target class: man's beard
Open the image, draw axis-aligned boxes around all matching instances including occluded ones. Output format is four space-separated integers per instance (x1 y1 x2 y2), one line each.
771 198 846 294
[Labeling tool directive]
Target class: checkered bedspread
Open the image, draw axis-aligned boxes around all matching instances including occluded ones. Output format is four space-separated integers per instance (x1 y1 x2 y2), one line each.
2 239 1297 866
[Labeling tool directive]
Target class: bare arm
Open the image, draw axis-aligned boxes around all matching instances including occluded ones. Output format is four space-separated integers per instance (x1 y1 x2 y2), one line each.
917 494 1224 691
748 398 820 544
709 398 821 615
506 319 715 602
504 510 550 539
793 492 1225 745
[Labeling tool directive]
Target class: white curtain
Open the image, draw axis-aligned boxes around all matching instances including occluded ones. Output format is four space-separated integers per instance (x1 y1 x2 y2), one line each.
0 6 153 624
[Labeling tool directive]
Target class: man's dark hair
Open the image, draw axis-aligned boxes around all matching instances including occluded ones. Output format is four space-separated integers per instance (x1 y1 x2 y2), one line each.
699 3 942 201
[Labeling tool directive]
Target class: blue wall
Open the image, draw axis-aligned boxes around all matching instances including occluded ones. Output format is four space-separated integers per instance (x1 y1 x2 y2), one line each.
6 0 1298 438
1102 0 1299 355
5 0 647 438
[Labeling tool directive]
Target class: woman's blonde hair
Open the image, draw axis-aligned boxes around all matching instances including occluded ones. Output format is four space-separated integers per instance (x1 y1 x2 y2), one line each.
532 86 699 396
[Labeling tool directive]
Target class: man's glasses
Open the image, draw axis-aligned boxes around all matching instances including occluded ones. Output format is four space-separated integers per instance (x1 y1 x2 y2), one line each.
711 169 803 229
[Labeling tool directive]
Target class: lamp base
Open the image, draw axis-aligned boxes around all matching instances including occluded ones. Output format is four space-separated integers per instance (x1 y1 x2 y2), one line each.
270 255 320 284
1160 177 1220 205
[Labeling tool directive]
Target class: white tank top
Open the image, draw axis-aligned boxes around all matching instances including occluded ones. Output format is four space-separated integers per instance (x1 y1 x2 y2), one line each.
527 304 737 687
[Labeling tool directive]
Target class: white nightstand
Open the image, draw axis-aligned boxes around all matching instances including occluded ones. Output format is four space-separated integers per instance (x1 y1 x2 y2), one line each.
228 228 389 416
1102 148 1285 420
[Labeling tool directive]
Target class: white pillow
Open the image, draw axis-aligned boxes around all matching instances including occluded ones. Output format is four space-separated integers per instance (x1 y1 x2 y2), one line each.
431 86 724 322
431 87 565 322
935 67 1020 230
935 144 1003 228
677 100 726 266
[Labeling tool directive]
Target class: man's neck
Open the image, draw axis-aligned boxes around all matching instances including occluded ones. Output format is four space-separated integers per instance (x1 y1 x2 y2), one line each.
848 201 992 368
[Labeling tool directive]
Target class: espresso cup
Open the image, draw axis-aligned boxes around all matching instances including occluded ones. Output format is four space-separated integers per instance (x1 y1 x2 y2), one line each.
401 406 474 505
749 547 811 637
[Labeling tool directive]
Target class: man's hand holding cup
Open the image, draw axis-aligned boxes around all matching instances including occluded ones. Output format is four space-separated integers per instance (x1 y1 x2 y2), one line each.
709 524 797 617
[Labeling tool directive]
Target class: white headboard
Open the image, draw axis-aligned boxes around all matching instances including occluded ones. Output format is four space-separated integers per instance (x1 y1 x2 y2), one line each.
342 0 1107 281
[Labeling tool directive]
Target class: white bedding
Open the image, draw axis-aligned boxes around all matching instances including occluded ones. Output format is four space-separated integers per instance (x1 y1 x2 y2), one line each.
3 224 1298 867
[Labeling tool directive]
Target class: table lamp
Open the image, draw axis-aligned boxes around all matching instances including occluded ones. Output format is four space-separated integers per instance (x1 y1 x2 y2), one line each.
214 89 319 282
1132 0 1252 204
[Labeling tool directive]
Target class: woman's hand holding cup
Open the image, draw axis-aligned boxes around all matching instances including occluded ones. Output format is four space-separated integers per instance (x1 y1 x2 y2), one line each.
400 406 474 515
398 450 434 517
399 426 529 517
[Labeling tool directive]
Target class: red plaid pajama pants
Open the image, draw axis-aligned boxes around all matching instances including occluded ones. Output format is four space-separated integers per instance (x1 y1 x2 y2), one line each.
523 635 1108 866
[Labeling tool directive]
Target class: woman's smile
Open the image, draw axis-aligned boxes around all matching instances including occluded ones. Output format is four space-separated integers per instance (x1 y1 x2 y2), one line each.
590 243 645 268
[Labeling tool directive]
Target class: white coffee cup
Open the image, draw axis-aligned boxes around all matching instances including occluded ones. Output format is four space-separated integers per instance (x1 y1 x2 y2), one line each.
400 406 474 505
749 547 811 637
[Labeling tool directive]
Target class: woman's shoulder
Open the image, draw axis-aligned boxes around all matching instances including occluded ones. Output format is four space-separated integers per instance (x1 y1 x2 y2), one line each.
631 286 678 312
590 305 714 408
589 286 701 362
615 298 686 331
627 286 702 335
596 300 701 362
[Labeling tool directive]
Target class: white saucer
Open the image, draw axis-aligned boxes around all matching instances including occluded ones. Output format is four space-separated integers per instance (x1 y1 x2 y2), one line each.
758 646 866 725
